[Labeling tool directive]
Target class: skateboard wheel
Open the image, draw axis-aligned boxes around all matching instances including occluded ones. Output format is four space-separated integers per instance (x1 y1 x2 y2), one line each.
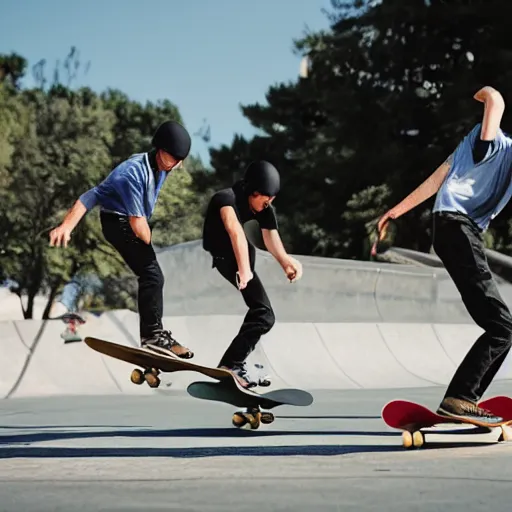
145 373 161 388
147 368 159 377
402 431 413 449
130 369 144 385
232 412 249 428
412 431 425 448
247 411 261 430
499 425 512 442
232 411 261 430
261 412 275 424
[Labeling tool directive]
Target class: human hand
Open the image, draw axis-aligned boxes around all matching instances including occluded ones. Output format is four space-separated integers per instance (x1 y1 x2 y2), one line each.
282 256 303 283
371 210 397 257
49 224 73 248
236 269 254 290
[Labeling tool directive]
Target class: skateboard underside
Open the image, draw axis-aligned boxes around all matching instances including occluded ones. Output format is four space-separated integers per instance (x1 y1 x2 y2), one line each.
187 380 313 409
187 380 313 430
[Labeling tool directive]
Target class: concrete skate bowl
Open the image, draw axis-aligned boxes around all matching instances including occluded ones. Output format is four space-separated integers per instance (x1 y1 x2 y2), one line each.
1 238 512 399
1 310 512 399
156 239 512 324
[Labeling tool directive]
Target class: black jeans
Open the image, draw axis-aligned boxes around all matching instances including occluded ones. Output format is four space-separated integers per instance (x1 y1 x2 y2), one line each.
100 212 164 338
211 245 275 367
433 211 512 403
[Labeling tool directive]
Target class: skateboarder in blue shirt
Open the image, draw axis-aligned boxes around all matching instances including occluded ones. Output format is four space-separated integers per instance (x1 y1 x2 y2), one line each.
202 160 303 387
375 86 512 424
49 121 194 359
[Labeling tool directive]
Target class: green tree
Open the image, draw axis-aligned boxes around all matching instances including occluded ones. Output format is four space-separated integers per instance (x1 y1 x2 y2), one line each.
0 84 120 318
198 0 512 260
0 47 207 317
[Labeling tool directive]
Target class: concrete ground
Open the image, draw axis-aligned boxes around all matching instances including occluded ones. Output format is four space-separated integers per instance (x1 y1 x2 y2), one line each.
1 382 511 512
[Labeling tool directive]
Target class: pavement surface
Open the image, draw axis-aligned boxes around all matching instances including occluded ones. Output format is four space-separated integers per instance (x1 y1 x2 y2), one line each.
2 241 512 511
1 382 511 512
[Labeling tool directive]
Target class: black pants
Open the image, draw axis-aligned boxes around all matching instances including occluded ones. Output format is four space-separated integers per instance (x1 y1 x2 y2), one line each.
211 246 275 367
433 212 512 403
100 212 164 338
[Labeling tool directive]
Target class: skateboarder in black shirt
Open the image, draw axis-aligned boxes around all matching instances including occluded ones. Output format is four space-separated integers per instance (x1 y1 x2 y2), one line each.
202 160 303 387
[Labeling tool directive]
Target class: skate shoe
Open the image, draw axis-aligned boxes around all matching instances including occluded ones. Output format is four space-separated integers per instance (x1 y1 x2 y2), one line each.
437 397 503 425
141 329 194 359
219 361 258 389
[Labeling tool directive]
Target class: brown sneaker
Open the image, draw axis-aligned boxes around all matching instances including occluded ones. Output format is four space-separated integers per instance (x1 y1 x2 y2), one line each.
437 397 503 426
141 330 194 359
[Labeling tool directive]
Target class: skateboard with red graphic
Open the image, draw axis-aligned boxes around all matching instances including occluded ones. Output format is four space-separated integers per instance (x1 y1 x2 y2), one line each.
382 396 512 449
61 312 86 343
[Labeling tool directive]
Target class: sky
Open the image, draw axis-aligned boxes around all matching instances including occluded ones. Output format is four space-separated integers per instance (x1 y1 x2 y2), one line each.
0 0 332 165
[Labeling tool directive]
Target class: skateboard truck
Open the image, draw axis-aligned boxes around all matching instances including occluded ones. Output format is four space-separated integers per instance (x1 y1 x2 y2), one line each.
130 367 161 388
232 407 275 430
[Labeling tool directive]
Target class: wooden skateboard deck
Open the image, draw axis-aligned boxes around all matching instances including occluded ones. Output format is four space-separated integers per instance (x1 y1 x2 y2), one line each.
85 336 313 429
382 396 512 449
85 336 239 388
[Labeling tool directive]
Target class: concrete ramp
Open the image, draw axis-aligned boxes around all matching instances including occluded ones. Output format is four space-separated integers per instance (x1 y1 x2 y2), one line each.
315 323 431 389
9 319 122 398
0 322 29 398
156 240 512 325
1 311 511 398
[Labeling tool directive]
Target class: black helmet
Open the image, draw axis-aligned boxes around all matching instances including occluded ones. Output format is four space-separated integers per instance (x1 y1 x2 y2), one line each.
243 160 280 196
151 120 191 160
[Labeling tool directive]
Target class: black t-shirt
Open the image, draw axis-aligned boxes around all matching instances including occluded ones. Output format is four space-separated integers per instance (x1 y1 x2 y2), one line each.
202 181 278 256
472 139 494 164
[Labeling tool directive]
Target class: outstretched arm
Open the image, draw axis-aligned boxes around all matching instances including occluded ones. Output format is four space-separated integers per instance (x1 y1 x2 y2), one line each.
472 86 505 162
49 200 88 247
376 155 452 232
262 229 303 282
261 229 288 267
474 86 505 141
220 206 253 289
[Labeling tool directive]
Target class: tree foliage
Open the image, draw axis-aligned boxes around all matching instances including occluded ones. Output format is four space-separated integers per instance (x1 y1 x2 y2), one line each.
197 0 512 259
4 1 512 316
0 49 204 318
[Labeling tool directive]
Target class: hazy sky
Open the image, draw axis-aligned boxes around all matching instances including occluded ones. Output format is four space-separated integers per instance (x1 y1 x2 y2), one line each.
1 0 332 164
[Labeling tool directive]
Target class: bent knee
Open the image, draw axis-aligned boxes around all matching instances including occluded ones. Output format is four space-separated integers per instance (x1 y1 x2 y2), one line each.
488 317 512 346
261 307 275 333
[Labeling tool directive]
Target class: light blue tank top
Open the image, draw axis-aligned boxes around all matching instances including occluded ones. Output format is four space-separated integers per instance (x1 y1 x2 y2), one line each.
433 123 512 230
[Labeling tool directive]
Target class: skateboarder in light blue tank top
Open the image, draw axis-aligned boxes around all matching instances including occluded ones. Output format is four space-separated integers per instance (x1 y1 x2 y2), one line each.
374 86 512 425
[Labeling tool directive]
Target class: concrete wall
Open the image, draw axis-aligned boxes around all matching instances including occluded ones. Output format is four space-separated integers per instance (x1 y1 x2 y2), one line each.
1 311 510 398
156 240 492 324
2 240 511 399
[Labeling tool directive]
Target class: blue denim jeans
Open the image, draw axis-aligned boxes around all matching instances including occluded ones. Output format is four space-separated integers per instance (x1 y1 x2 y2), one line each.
59 276 83 311
58 273 101 312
